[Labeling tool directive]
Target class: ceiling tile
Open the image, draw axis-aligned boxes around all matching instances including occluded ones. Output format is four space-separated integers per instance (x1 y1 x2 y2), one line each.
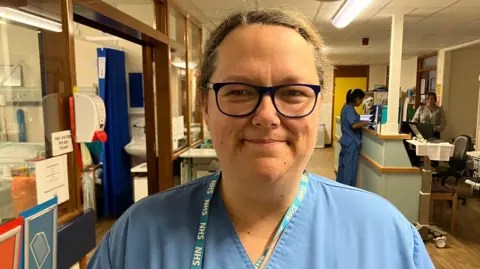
257 0 321 9
406 8 438 16
200 9 236 19
182 0 480 64
190 0 242 10
387 0 458 8
453 0 480 7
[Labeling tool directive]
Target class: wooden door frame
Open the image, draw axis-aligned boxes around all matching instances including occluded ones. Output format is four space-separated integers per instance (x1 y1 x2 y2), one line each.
37 0 82 220
73 0 174 192
415 52 438 107
330 65 370 144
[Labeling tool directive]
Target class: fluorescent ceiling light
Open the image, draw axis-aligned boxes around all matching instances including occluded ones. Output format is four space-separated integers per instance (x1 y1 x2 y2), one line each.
332 0 372 29
0 7 62 32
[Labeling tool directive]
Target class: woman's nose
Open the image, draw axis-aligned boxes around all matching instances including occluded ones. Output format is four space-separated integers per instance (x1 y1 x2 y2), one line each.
251 95 280 127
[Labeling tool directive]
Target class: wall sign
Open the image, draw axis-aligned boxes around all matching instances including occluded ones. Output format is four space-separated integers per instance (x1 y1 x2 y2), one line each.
51 130 73 157
35 155 69 205
98 57 106 79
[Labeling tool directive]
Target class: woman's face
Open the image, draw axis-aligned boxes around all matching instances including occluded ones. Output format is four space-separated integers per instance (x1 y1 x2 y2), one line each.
204 24 320 181
426 95 436 107
355 97 364 107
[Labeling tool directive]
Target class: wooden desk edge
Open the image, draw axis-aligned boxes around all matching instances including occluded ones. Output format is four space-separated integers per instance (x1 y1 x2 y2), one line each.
59 209 82 225
362 128 411 140
360 153 421 173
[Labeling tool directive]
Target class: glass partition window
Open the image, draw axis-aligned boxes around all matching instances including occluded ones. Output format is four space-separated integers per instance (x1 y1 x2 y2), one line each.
188 22 202 144
0 21 46 223
169 8 188 151
422 56 437 68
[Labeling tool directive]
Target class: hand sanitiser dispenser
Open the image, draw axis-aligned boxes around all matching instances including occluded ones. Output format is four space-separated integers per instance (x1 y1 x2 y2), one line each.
74 94 107 143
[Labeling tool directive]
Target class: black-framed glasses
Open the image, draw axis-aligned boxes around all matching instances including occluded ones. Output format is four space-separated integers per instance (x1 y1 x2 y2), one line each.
208 82 321 118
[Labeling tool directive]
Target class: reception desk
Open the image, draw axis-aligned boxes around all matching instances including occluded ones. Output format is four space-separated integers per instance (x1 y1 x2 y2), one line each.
334 117 421 222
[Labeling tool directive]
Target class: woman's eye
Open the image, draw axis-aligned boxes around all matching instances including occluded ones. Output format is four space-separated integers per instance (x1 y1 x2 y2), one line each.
228 90 248 95
286 90 302 96
225 89 255 96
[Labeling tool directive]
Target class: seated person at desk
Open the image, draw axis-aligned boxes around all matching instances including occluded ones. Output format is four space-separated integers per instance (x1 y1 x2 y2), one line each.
412 92 446 138
337 89 369 187
87 9 433 269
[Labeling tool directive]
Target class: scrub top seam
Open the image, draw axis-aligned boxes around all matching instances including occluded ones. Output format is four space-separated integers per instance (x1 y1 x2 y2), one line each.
265 177 313 269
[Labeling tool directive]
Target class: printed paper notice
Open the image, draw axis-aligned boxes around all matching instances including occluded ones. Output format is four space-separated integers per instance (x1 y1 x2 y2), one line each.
51 130 73 156
98 57 106 79
35 155 69 204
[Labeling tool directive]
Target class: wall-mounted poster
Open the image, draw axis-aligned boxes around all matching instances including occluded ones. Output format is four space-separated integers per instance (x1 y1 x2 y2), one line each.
0 217 24 269
19 197 58 269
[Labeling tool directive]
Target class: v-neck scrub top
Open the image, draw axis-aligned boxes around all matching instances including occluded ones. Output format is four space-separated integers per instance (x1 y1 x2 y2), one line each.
87 173 434 269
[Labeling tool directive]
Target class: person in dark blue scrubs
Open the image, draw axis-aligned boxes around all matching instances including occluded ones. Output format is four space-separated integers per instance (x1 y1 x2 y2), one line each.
336 89 369 187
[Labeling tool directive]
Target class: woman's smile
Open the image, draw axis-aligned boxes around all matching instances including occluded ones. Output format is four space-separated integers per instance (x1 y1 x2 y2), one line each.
243 137 289 145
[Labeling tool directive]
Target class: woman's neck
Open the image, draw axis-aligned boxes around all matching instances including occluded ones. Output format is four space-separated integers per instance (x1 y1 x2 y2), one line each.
220 170 302 228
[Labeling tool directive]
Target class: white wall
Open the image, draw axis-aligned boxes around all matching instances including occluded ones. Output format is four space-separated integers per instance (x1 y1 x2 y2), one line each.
75 39 101 88
400 56 417 92
116 4 155 29
368 65 387 90
442 45 480 142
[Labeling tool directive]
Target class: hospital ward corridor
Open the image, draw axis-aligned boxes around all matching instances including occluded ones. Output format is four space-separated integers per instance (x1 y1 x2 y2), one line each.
4 0 480 268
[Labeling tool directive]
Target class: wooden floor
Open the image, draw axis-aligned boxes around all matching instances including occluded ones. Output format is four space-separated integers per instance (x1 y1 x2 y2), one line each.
91 147 480 268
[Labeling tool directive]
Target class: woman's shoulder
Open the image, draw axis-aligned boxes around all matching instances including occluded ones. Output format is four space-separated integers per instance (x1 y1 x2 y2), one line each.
108 175 213 238
87 176 214 268
307 174 410 224
126 175 212 220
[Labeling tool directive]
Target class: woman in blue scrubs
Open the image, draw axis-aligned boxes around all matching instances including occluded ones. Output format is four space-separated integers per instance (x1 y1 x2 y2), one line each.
336 89 369 187
88 9 434 269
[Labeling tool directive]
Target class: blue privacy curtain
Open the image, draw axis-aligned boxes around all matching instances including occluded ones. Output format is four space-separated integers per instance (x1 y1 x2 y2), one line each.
97 48 133 217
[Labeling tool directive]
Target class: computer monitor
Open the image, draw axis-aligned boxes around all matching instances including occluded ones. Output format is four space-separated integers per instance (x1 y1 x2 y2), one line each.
360 115 370 121
409 123 423 140
402 122 435 140
415 123 434 139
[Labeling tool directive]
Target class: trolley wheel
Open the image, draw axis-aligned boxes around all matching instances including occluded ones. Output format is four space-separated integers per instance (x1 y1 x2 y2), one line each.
435 237 447 248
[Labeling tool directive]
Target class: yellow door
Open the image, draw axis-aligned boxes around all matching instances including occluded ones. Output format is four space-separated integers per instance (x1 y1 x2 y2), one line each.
333 77 367 146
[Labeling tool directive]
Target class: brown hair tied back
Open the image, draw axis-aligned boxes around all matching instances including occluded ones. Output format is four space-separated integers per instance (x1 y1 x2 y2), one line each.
197 8 331 110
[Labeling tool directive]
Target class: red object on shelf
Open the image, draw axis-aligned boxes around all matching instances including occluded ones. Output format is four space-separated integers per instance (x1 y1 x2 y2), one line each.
92 131 108 143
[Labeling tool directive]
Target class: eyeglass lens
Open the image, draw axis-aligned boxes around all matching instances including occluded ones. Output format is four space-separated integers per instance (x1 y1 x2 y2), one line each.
216 84 317 117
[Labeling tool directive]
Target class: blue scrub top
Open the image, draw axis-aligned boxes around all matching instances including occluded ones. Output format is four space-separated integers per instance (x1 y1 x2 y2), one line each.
339 104 362 147
87 174 434 269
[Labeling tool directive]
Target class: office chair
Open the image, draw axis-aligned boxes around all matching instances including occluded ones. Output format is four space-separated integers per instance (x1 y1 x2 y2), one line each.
433 135 472 206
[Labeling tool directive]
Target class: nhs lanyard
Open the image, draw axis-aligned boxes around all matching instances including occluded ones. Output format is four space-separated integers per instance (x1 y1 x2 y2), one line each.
191 172 309 269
